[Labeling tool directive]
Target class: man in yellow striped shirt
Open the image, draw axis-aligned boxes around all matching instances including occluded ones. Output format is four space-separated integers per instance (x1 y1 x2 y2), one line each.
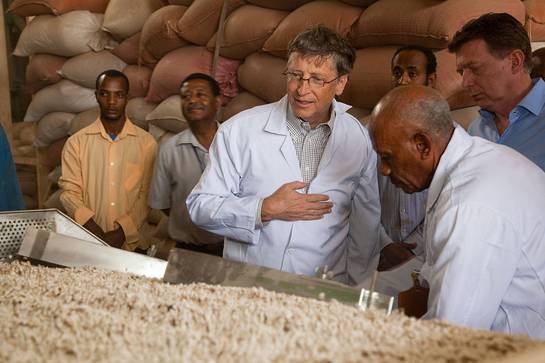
59 70 157 251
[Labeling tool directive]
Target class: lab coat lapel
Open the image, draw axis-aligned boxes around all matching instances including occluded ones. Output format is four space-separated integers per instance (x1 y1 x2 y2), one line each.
316 101 343 175
263 96 301 179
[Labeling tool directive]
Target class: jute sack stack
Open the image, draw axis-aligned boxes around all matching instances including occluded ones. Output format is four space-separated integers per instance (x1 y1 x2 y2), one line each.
123 65 153 99
8 0 109 17
237 52 286 103
146 46 240 103
348 0 526 48
146 95 187 134
25 54 66 94
176 0 245 46
340 47 474 110
102 0 165 41
58 50 127 88
139 5 189 66
126 97 158 131
525 0 545 41
206 5 288 60
111 32 140 64
220 92 266 122
34 112 75 147
13 11 116 57
262 1 363 58
23 80 98 122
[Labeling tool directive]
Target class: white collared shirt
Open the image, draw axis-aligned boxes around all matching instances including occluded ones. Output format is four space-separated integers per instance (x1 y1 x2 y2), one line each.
421 126 545 339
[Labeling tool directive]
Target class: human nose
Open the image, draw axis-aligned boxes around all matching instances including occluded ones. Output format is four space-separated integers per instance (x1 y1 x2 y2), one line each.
461 70 474 89
296 77 311 93
106 93 116 105
399 72 411 86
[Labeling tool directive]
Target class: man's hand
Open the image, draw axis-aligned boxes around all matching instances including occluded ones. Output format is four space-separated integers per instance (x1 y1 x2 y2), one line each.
102 228 126 249
261 181 333 222
377 241 416 271
83 219 105 239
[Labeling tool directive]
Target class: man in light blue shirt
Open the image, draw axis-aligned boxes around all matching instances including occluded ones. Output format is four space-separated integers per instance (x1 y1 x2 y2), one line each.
373 46 438 296
449 13 545 172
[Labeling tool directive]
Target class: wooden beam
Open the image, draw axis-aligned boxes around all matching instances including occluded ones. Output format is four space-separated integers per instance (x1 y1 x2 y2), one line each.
0 2 13 143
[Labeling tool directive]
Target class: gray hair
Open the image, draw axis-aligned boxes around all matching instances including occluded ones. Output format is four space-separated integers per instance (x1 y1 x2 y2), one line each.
287 25 356 76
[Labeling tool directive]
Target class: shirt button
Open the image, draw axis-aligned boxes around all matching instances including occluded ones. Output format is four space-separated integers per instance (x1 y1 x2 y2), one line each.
110 162 114 166
110 202 115 206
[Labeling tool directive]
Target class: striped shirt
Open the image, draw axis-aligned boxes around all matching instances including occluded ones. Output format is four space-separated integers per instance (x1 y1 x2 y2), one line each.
378 174 427 255
286 106 334 188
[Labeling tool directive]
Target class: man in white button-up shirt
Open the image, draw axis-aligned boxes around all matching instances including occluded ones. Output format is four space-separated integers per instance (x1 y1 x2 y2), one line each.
188 26 380 285
369 85 545 339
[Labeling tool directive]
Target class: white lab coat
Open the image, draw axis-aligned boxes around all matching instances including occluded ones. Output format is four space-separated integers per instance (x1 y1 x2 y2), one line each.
421 126 545 339
187 96 381 285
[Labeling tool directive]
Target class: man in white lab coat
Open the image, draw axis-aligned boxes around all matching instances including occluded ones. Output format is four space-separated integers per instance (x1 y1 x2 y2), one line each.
369 85 545 339
187 26 381 285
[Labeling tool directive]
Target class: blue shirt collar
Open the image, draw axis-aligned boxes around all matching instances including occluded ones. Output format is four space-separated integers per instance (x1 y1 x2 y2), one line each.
478 78 545 122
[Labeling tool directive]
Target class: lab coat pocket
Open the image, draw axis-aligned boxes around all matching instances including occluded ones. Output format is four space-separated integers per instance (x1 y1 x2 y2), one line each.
123 163 143 192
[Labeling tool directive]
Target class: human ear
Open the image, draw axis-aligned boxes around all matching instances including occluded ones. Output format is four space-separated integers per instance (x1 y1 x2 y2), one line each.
510 50 525 73
413 133 431 159
427 72 437 88
335 74 349 96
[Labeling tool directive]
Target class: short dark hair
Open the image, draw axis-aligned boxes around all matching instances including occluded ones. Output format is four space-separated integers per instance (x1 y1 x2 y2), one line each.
448 13 532 72
180 73 221 97
96 69 129 92
287 25 356 76
391 45 437 76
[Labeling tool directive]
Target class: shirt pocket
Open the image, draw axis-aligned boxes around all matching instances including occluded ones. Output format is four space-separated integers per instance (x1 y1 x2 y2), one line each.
123 162 143 192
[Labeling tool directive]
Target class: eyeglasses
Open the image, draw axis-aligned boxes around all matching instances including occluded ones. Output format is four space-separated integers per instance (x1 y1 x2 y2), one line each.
282 70 339 88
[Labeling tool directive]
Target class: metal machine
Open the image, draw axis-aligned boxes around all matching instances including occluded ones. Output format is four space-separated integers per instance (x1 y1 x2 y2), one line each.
0 208 393 313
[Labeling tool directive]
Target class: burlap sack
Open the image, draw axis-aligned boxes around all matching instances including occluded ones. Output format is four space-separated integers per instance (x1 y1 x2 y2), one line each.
451 106 480 130
126 97 158 130
8 0 109 16
14 11 116 57
339 46 474 110
44 189 65 212
111 32 141 65
16 123 37 145
124 65 152 99
103 0 164 40
148 124 176 145
346 107 371 127
237 52 286 103
245 0 312 11
24 80 98 122
43 136 68 168
525 0 545 42
35 112 75 147
146 95 188 133
25 54 66 94
262 1 362 58
140 5 189 66
206 5 288 60
146 46 240 103
176 0 245 46
339 0 378 7
58 51 127 89
48 166 61 184
220 91 266 122
349 0 526 49
68 107 99 135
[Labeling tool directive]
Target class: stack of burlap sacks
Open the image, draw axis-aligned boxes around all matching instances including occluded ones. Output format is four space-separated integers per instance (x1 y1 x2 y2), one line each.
9 0 545 248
